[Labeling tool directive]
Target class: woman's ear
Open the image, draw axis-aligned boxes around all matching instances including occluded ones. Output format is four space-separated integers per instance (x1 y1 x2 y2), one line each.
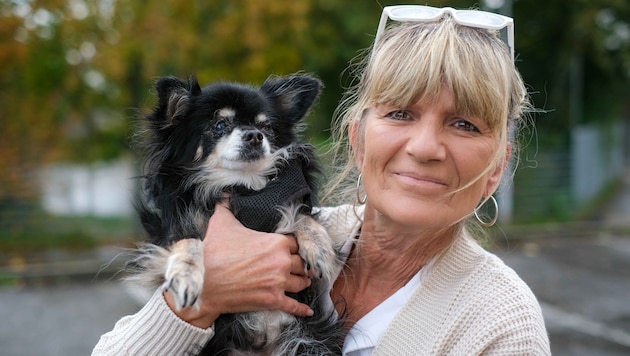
484 143 512 197
349 119 364 171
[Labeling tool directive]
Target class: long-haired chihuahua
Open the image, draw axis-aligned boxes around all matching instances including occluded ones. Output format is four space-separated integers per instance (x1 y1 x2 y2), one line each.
129 74 343 355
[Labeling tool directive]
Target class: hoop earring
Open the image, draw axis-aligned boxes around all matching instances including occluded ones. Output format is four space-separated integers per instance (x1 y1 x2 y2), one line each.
356 173 367 205
474 195 498 227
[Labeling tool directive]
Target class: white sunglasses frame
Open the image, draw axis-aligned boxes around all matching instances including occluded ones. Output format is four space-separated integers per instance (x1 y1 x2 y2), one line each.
375 5 515 61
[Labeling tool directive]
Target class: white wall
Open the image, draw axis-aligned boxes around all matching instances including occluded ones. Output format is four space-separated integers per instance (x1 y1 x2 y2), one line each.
572 123 625 203
40 159 136 217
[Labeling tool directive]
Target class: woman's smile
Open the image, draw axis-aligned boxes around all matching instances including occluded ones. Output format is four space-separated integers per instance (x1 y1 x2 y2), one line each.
392 171 449 194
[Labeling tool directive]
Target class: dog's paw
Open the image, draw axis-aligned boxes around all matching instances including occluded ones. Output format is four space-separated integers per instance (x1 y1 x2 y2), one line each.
294 217 338 284
161 239 205 310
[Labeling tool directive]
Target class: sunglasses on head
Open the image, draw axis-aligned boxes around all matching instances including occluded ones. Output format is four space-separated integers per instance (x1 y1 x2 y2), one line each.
375 5 514 61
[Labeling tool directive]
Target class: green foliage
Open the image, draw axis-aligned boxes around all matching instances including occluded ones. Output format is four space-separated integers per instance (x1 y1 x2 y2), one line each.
0 209 136 252
1 0 629 205
0 230 98 253
514 0 630 147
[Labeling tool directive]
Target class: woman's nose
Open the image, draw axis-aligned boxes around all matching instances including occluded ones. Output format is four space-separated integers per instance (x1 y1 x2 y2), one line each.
405 118 446 162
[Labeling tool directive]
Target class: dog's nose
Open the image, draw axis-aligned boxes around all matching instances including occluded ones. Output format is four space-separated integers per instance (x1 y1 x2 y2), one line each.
243 129 264 145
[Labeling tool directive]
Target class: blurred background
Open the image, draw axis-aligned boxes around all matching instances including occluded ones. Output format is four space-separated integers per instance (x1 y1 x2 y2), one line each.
1 0 629 355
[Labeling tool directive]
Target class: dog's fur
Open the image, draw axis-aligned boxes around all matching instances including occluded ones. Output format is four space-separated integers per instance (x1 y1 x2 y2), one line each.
130 74 344 355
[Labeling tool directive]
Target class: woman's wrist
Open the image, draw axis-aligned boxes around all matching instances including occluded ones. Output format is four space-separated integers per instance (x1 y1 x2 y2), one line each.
163 290 219 329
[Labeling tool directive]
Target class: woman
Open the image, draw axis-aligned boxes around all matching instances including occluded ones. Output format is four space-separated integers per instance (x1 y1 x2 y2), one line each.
94 6 550 355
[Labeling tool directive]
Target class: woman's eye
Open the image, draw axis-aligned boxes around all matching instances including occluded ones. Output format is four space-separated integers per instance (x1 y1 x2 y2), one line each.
385 110 411 121
453 119 480 133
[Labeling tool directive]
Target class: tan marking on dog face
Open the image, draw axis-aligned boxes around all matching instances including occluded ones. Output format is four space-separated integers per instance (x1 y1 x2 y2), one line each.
194 145 203 161
256 113 268 124
217 108 235 119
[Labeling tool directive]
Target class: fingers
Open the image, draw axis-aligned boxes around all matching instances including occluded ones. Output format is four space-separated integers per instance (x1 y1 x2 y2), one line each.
286 234 299 254
281 297 314 318
289 253 305 276
289 252 315 279
286 269 311 293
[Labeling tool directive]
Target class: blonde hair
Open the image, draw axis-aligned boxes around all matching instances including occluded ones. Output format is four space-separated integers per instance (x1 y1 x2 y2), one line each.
323 15 531 208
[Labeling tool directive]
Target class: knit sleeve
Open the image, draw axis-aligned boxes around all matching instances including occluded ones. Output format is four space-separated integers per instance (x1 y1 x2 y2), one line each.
314 204 363 247
456 263 551 355
92 289 214 356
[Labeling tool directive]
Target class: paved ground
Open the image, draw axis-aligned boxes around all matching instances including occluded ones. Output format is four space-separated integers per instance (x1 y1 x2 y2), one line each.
0 279 139 356
0 248 144 356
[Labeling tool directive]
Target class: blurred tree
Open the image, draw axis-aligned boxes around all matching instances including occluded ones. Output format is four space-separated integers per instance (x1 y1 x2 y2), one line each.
515 0 630 146
1 0 71 204
1 0 629 207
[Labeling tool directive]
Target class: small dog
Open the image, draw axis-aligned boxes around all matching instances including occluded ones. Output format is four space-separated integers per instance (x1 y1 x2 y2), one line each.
130 74 344 355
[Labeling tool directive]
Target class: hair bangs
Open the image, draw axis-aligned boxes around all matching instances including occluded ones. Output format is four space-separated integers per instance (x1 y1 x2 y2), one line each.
367 21 512 134
366 23 443 108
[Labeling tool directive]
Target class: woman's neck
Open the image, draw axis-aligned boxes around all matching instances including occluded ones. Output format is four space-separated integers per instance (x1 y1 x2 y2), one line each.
332 205 457 324
350 219 453 287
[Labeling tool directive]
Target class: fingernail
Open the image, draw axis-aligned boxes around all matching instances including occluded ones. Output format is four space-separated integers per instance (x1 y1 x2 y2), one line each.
306 308 314 317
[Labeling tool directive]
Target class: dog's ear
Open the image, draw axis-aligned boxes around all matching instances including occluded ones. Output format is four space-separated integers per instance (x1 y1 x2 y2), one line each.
151 76 201 125
260 74 323 123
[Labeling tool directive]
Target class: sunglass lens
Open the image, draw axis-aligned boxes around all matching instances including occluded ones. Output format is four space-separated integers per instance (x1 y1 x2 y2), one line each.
390 6 441 20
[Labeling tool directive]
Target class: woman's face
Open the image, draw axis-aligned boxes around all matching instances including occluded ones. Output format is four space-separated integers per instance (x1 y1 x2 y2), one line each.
352 87 507 231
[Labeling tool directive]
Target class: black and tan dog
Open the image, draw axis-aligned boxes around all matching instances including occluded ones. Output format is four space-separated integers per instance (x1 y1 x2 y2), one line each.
130 74 343 355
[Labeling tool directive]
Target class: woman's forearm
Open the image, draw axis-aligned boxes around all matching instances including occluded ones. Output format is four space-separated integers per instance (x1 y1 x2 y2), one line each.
92 289 214 356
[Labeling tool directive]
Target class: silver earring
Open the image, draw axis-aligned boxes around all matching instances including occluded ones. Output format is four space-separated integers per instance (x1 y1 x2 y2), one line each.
356 173 367 204
474 195 498 227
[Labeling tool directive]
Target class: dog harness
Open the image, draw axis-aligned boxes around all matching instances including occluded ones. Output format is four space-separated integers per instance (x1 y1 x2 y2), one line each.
229 158 313 233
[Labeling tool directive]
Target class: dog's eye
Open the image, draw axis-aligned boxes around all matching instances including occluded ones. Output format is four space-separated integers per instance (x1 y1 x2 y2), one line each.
214 120 226 133
258 121 272 132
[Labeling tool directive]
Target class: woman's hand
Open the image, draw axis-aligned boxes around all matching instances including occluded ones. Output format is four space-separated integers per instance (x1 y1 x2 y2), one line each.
164 202 313 328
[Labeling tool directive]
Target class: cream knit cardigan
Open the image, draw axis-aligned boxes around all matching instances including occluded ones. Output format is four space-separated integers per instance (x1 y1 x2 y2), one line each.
93 205 550 355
